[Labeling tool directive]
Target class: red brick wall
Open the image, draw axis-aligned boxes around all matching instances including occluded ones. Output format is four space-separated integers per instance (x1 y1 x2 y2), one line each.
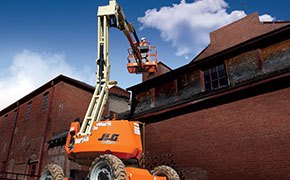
145 87 290 179
6 87 53 175
49 82 92 136
0 77 130 178
142 62 171 82
42 82 93 175
0 109 17 172
109 86 130 98
195 13 290 61
0 82 93 177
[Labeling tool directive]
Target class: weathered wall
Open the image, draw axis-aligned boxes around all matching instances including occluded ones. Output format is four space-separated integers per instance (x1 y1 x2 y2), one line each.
108 95 130 115
177 70 202 100
226 39 290 86
262 38 290 74
134 88 155 114
226 50 259 85
145 87 290 180
155 81 176 107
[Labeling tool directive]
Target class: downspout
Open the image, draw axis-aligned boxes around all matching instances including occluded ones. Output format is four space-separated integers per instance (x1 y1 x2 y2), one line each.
37 80 55 176
5 102 20 173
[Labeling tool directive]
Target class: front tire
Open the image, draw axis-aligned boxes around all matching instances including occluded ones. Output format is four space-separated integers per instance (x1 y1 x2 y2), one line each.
152 165 180 180
40 164 64 180
89 154 126 180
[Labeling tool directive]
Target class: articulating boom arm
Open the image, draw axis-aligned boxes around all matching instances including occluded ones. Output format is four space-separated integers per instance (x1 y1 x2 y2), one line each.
113 5 143 65
78 0 141 136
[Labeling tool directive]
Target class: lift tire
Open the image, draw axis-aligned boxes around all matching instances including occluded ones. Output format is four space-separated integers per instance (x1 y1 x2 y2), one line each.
152 165 180 180
88 154 126 180
40 163 64 180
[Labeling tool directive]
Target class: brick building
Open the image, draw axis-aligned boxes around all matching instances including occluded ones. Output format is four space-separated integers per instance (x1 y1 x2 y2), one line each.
121 13 290 179
0 12 289 180
0 75 130 179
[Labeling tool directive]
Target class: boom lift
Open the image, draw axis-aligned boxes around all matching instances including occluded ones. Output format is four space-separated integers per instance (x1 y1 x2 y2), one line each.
40 0 179 179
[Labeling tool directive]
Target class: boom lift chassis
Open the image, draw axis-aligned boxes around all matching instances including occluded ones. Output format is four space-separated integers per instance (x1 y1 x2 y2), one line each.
40 0 180 179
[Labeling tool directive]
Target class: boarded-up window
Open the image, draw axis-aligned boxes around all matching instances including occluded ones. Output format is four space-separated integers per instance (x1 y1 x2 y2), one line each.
42 92 49 112
1 114 8 131
12 109 17 125
25 101 32 120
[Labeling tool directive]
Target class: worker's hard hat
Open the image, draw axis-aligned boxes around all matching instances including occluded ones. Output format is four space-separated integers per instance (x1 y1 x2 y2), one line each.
141 37 146 41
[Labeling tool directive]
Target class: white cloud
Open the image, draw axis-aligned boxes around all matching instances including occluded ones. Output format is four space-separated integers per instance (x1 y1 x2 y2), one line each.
259 14 275 21
0 50 94 110
138 0 275 57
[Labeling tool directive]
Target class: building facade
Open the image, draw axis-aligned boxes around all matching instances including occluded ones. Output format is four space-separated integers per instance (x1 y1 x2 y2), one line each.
0 75 130 179
124 13 290 179
1 13 290 180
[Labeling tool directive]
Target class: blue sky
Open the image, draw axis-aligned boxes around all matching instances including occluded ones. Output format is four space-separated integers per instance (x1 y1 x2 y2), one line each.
0 0 289 109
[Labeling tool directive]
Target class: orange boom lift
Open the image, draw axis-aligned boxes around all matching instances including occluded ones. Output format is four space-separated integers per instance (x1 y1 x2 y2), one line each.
40 0 179 179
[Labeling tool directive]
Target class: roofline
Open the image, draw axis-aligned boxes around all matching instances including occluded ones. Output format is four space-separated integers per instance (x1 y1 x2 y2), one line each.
0 75 94 116
262 21 290 24
192 16 290 62
189 23 290 65
158 61 172 71
127 23 290 92
0 75 129 116
191 45 209 62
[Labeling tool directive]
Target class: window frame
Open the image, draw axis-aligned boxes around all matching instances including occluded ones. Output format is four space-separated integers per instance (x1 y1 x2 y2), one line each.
1 114 8 131
12 109 17 125
204 63 228 91
24 101 32 120
42 92 49 112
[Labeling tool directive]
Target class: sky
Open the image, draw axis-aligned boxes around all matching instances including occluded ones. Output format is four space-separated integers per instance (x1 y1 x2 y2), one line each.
0 0 289 110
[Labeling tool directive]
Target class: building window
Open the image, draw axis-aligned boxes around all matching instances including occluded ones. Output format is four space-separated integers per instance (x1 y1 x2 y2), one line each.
12 109 17 125
204 64 228 91
42 92 49 112
2 114 8 131
25 101 32 120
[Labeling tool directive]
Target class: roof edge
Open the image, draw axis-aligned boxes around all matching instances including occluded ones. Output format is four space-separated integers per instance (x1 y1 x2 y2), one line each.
0 74 94 116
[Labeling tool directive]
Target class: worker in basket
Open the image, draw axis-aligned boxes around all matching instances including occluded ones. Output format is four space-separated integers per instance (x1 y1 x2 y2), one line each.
139 37 150 62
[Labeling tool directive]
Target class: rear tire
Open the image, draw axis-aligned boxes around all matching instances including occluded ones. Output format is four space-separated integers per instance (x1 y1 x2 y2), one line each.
40 164 64 180
89 154 126 180
152 165 180 180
